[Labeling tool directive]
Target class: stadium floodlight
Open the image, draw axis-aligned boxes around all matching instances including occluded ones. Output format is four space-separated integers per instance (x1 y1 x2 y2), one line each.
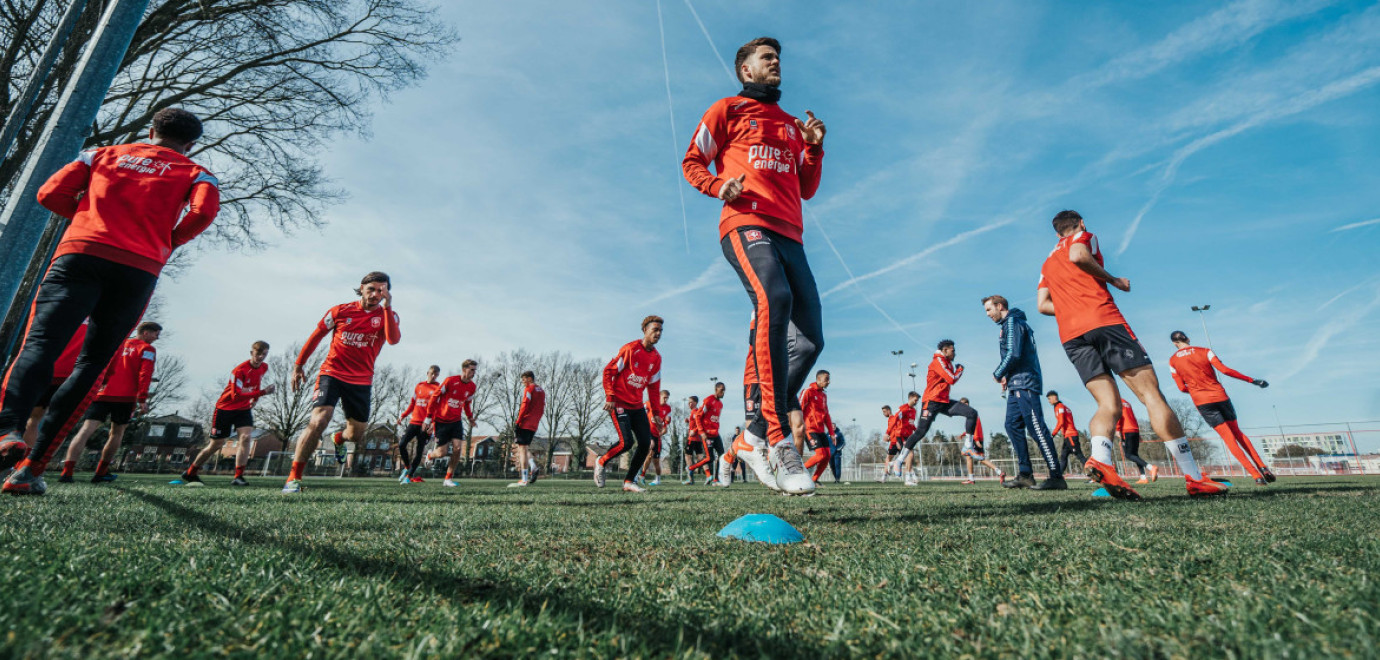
890 350 905 401
1191 305 1214 350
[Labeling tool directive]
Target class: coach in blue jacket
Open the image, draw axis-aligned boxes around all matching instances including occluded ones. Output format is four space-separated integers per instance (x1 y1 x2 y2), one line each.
984 295 1066 490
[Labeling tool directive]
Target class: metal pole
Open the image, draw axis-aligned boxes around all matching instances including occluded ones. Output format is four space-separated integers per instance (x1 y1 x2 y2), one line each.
0 0 92 161
1345 422 1362 475
891 350 904 401
1196 309 1214 350
0 0 151 344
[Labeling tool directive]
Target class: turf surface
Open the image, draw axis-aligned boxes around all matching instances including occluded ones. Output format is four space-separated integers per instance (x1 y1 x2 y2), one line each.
1 474 1377 658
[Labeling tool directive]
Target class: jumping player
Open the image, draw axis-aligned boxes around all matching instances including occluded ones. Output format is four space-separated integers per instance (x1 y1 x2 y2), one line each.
683 36 827 495
683 395 706 484
892 341 978 486
282 272 400 494
1168 331 1273 484
178 341 276 487
510 370 546 487
426 360 478 488
1047 391 1088 474
957 398 1005 485
642 389 672 486
983 295 1065 490
1037 210 1223 498
594 316 663 493
700 382 726 484
799 370 836 483
1 109 218 495
1117 397 1157 484
57 322 160 483
397 365 440 484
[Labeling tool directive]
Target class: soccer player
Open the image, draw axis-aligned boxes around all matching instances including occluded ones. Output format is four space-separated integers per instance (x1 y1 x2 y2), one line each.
510 370 546 487
892 341 978 486
799 370 836 484
57 322 160 483
1117 397 1157 484
983 295 1065 490
397 365 440 484
642 389 672 486
894 394 918 477
684 395 709 484
178 341 276 487
281 272 400 494
1037 210 1224 498
426 360 478 488
700 382 727 484
1047 391 1088 474
957 398 1005 485
1168 331 1273 485
878 405 899 481
683 36 826 495
0 109 218 495
593 316 663 493
828 426 846 483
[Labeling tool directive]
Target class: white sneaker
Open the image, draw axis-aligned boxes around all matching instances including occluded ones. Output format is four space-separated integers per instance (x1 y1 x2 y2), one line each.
593 459 606 488
649 478 660 487
507 481 527 488
769 438 816 495
904 476 919 487
733 429 780 491
398 470 410 484
281 480 302 494
716 457 734 487
622 482 647 493
443 479 458 487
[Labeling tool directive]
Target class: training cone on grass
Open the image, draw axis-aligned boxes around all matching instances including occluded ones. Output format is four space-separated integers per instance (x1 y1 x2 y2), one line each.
1092 487 1111 498
717 514 803 544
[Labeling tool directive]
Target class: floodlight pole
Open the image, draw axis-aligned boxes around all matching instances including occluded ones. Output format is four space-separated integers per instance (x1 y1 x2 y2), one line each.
1191 305 1214 350
890 350 904 401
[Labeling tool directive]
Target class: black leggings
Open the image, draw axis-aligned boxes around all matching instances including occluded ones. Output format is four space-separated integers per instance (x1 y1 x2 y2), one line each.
904 400 977 450
722 226 823 445
0 255 157 469
1121 431 1148 474
399 423 429 471
601 407 652 483
706 433 724 480
1060 437 1088 473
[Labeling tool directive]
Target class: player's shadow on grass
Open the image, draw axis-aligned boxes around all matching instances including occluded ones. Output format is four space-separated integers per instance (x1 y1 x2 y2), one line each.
121 488 756 656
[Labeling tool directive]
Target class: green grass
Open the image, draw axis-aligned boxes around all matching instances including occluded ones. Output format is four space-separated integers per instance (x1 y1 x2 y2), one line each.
1 474 1378 659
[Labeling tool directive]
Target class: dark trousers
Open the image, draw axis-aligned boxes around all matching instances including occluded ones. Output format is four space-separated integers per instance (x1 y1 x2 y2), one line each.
1122 432 1148 474
601 407 652 483
1003 389 1062 476
904 400 977 450
0 255 156 470
1060 437 1087 473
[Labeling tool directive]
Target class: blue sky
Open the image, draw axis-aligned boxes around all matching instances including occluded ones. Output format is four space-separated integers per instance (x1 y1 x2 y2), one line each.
158 0 1380 451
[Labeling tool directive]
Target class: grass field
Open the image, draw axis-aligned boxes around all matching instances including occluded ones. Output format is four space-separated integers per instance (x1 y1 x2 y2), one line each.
1 474 1378 658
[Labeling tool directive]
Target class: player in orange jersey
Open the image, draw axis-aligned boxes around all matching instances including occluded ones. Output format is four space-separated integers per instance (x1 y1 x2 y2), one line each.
799 370 837 484
509 370 546 487
177 341 276 487
397 365 441 484
641 389 673 487
594 316 663 493
1047 391 1088 474
1116 397 1157 484
57 322 160 484
683 396 708 484
1037 210 1223 499
1168 331 1273 485
426 360 478 488
892 343 978 486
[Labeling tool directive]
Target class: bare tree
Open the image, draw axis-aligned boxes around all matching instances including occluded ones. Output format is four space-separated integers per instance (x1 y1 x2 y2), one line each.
256 343 322 451
2 0 456 251
146 353 188 416
565 358 608 473
1167 396 1217 465
535 351 574 473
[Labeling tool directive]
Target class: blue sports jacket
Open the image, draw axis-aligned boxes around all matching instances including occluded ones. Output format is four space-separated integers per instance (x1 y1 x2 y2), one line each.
992 308 1043 393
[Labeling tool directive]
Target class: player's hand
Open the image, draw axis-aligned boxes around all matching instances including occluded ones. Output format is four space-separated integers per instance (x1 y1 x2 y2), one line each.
1253 379 1269 388
795 110 825 144
291 365 305 391
423 421 433 434
718 174 747 202
1110 277 1131 292
264 384 277 395
603 400 615 413
379 286 392 308
139 402 149 415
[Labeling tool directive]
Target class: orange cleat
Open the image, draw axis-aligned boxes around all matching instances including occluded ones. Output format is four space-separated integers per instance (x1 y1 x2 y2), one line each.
1135 475 1149 484
1185 473 1229 497
1084 458 1142 501
1147 464 1160 482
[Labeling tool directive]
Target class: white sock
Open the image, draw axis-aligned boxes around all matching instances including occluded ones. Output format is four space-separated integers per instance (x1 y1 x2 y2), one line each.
895 447 912 466
520 469 527 481
1166 437 1203 480
528 458 537 472
1091 436 1115 464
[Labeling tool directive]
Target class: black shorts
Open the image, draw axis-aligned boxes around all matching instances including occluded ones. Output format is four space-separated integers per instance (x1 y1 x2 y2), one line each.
649 432 663 457
35 381 63 409
887 443 900 457
435 420 466 444
1062 324 1152 383
1196 400 1237 427
705 433 724 454
515 427 536 446
84 400 135 425
312 375 371 421
210 407 254 439
806 432 830 451
686 436 705 454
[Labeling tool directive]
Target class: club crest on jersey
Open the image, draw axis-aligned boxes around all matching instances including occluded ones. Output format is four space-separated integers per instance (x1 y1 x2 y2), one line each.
745 229 764 242
787 125 797 139
371 317 382 328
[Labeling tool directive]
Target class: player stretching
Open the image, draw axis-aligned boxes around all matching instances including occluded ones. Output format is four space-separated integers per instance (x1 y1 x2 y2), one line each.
397 365 440 484
643 390 672 486
1037 210 1224 499
1 109 218 495
1117 397 1157 484
509 370 546 487
892 342 978 486
56 322 160 483
426 360 478 488
957 398 1005 485
982 296 1065 490
179 341 276 487
282 272 400 494
700 382 726 485
1047 391 1088 474
683 396 706 484
799 370 837 484
1168 331 1273 484
683 36 827 495
593 316 663 493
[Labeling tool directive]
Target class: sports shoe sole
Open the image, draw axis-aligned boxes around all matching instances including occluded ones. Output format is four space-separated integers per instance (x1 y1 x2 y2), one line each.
1085 464 1142 501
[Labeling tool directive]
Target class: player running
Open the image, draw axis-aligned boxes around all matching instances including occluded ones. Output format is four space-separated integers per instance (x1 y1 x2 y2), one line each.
879 405 899 481
683 36 827 495
0 109 218 495
593 316 663 494
983 296 1065 490
1047 391 1088 474
281 272 400 494
177 341 276 487
509 370 546 487
700 382 727 485
1037 210 1224 499
397 365 440 484
683 395 707 484
892 341 978 486
56 322 160 483
957 398 1005 485
425 360 478 488
799 370 837 484
1168 331 1273 485
641 390 672 486
1117 397 1158 484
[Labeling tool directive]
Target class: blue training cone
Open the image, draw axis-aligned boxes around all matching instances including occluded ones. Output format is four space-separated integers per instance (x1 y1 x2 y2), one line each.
717 514 804 544
1091 487 1111 498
